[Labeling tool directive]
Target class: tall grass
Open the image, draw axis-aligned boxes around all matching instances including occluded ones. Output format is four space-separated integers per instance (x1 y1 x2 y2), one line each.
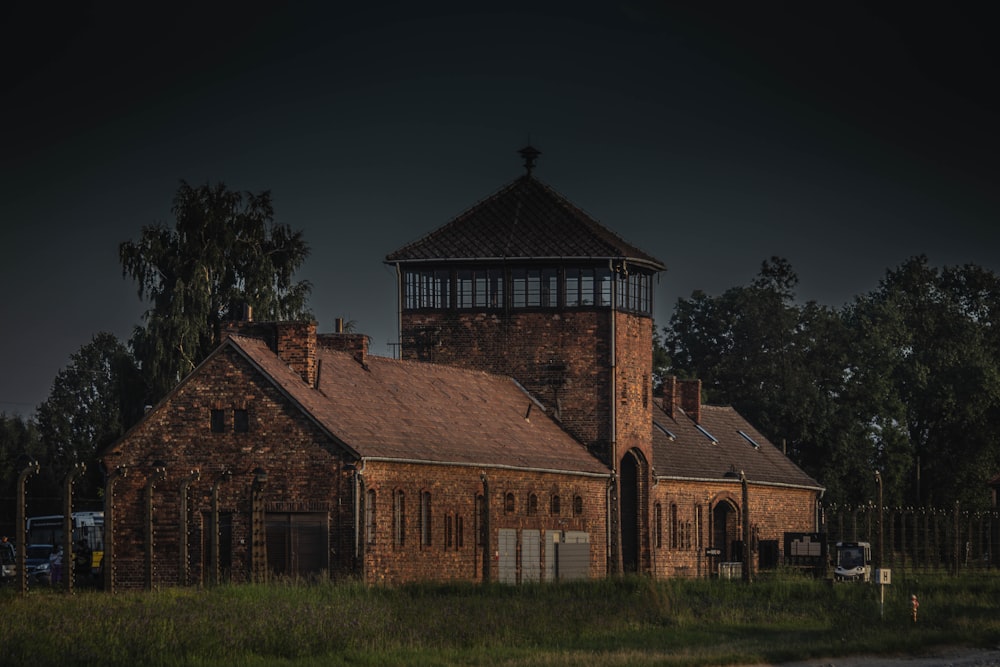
2 570 998 666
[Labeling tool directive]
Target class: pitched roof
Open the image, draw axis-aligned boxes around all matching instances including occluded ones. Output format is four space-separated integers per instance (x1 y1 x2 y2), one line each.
651 401 824 490
385 175 665 271
229 335 610 476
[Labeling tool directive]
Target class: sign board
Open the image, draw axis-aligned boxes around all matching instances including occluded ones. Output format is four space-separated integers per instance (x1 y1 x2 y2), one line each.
705 548 722 557
876 568 891 585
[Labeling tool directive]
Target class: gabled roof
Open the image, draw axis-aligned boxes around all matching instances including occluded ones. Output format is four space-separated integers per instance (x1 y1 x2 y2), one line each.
651 401 824 491
229 335 610 476
385 175 665 272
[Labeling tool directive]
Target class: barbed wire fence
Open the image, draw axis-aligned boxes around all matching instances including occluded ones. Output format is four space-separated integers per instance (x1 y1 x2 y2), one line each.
823 503 999 573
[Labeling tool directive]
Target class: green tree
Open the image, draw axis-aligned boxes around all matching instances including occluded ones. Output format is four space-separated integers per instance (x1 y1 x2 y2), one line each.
120 181 312 401
0 413 43 524
664 257 862 504
847 256 1000 509
34 333 144 507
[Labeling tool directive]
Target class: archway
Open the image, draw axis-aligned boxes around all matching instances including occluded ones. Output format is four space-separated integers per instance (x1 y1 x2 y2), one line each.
619 450 647 573
712 498 739 563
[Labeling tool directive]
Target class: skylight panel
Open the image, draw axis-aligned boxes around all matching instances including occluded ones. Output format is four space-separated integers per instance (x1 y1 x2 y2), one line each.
695 424 718 443
653 421 676 440
738 430 761 449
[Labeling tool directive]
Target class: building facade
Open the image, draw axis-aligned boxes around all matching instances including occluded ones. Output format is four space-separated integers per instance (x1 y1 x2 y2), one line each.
100 148 822 589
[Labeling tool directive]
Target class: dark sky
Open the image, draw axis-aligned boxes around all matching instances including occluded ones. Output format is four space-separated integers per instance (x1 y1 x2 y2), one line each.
2 2 997 416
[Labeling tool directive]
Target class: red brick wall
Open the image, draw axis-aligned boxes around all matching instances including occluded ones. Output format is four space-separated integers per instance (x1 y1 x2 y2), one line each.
102 345 355 590
402 309 657 469
649 479 819 578
359 461 609 585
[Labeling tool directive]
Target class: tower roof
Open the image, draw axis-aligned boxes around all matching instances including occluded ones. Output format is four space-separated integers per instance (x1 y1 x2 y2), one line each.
385 171 665 272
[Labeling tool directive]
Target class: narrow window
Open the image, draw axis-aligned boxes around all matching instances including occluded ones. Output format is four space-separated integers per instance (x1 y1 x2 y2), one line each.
420 491 432 547
549 495 561 516
527 493 538 516
504 493 515 514
210 409 226 433
456 516 464 549
654 503 662 548
365 489 376 545
394 490 405 547
670 503 679 550
573 495 583 516
445 514 454 549
234 408 249 433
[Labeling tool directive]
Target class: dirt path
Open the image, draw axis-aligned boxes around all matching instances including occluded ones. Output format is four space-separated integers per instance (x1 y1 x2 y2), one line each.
758 648 1000 667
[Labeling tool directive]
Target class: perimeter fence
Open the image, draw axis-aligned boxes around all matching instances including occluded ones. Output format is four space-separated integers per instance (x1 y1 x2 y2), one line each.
823 503 1000 574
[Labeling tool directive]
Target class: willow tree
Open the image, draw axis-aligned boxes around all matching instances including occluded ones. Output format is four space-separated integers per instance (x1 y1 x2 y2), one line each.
120 181 312 401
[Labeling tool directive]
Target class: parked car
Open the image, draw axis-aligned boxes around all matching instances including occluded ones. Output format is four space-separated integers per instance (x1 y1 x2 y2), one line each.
25 544 54 584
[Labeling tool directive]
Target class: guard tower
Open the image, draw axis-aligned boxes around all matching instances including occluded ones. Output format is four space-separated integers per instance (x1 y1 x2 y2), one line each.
385 147 666 572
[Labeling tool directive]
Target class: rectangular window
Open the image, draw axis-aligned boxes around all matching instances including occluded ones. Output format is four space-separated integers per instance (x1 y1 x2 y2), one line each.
456 516 464 549
456 270 474 309
365 490 376 545
210 409 226 433
404 270 451 309
394 490 405 547
420 491 432 547
670 503 679 550
654 503 662 548
511 268 555 308
458 269 505 308
234 408 249 433
566 268 612 307
445 514 453 549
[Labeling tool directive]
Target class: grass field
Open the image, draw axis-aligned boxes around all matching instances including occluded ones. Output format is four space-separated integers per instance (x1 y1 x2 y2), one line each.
2 570 998 666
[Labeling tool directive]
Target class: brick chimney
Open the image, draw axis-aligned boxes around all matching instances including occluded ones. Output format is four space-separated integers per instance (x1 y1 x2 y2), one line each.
317 331 369 368
663 376 702 424
221 319 318 386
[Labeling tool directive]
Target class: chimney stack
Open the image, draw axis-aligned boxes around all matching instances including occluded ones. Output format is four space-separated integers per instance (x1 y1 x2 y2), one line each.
663 376 702 424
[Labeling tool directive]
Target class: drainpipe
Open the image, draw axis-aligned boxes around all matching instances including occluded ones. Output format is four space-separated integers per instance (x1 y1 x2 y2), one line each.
63 462 85 594
394 263 403 359
609 259 622 575
179 470 200 586
741 470 752 583
103 466 127 594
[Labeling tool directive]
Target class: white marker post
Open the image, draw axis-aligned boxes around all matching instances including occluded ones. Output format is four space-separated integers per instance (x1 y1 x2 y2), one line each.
875 568 891 618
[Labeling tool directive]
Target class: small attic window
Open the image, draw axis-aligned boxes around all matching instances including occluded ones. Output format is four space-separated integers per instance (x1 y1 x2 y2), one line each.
695 424 718 443
738 430 760 449
234 409 250 433
654 421 676 440
210 409 226 433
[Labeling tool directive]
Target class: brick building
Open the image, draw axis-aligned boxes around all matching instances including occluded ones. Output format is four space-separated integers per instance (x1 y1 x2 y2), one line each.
100 148 822 589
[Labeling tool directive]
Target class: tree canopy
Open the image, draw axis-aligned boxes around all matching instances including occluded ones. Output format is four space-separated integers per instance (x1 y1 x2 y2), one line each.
120 181 312 401
663 255 1000 510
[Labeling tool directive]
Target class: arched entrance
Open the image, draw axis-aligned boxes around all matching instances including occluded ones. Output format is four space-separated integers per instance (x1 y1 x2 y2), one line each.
712 498 740 563
619 450 647 573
